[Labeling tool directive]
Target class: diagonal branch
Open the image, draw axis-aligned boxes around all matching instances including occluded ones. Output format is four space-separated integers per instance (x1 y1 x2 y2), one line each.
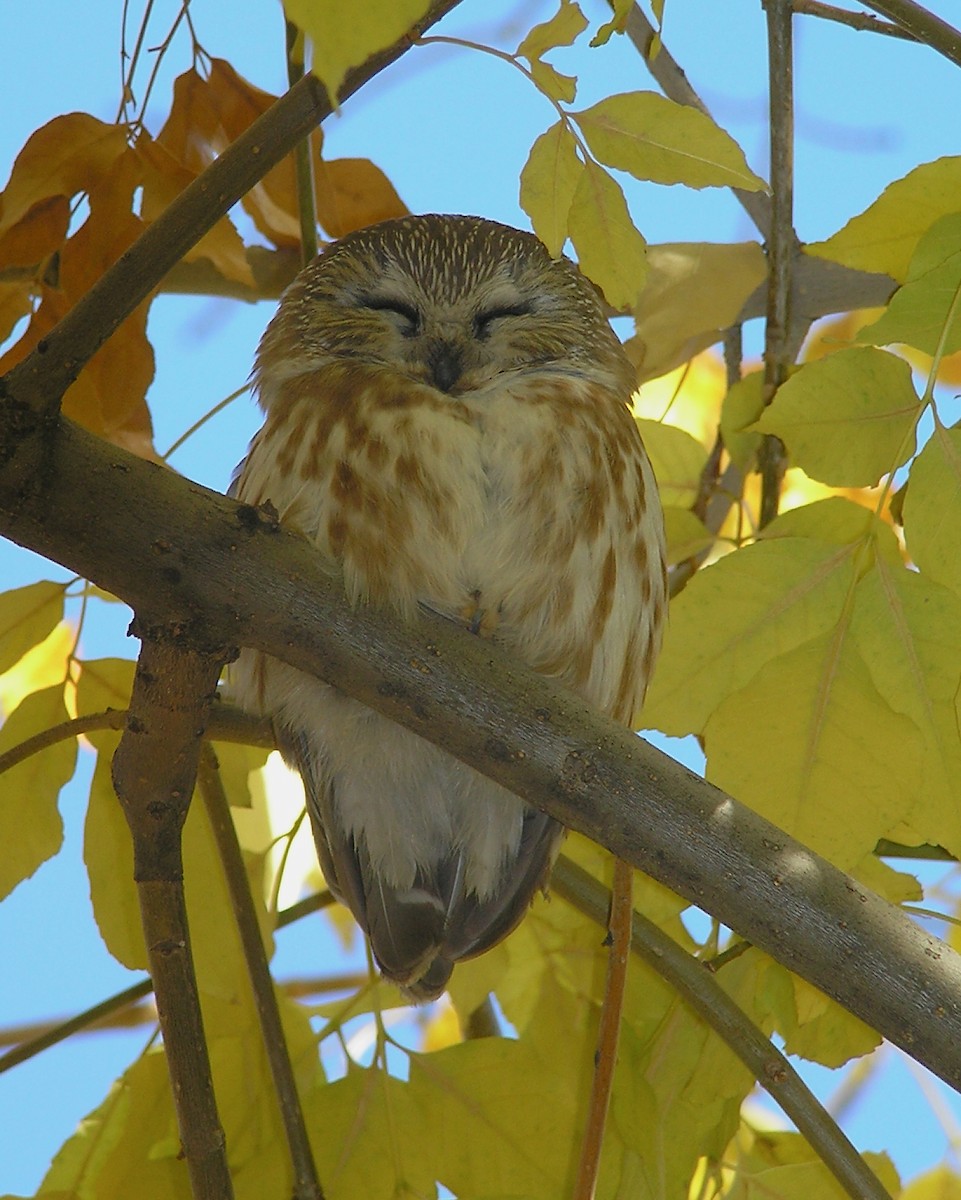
861 0 961 65
2 414 961 1094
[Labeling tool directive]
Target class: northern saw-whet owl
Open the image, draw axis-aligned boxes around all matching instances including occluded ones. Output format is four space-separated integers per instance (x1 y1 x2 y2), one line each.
231 214 666 1001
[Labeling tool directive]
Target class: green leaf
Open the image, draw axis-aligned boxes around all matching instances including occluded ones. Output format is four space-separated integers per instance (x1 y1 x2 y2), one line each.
567 157 647 308
284 0 433 102
0 580 65 676
573 92 765 190
857 213 961 356
903 423 961 596
755 347 920 486
635 419 707 508
0 685 75 897
808 155 961 282
519 121 583 257
517 0 588 61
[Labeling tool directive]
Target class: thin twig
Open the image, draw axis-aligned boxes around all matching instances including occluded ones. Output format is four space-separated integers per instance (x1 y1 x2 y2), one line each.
790 0 918 38
573 858 633 1200
198 743 324 1200
552 858 893 1200
758 0 795 528
861 0 961 65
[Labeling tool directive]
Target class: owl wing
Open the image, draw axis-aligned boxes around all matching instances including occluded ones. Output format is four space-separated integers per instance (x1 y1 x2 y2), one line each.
283 728 561 1002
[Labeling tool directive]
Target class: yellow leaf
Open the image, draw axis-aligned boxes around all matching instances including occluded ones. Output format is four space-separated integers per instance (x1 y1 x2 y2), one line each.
0 685 75 897
40 1049 187 1198
567 158 647 308
636 418 707 508
84 744 146 968
284 0 433 103
76 657 135 732
706 633 923 867
591 0 632 47
527 57 578 104
573 92 766 190
0 580 65 678
662 506 713 566
902 1165 961 1200
517 0 588 61
644 532 859 735
903 423 961 595
850 561 961 855
0 279 33 345
857 212 961 357
628 241 766 382
307 1066 436 1198
519 121 582 258
720 370 764 471
756 346 920 486
809 154 961 282
0 619 72 716
0 193 69 269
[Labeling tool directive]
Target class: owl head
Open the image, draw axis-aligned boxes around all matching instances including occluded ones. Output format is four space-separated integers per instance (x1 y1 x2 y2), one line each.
255 213 634 402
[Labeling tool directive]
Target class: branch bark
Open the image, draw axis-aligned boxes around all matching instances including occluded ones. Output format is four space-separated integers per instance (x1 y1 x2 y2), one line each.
111 636 232 1200
2 414 961 1094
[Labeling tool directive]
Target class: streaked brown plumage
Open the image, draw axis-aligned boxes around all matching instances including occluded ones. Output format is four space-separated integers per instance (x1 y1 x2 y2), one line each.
231 214 666 1000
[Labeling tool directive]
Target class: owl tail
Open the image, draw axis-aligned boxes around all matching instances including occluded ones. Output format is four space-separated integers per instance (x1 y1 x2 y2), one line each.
289 733 562 1001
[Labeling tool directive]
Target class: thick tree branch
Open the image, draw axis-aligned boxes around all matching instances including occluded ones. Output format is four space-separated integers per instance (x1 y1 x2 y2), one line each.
2 415 961 1094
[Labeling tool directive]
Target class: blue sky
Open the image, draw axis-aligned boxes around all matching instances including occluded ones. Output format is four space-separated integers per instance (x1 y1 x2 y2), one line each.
2 0 961 1194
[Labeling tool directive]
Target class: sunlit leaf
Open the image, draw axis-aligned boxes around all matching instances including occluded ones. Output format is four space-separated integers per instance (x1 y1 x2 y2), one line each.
528 58 578 104
644 527 860 735
628 241 766 382
636 418 707 508
568 158 647 308
857 212 961 356
0 685 75 897
809 155 961 282
902 423 961 595
284 0 433 102
0 580 65 677
851 562 961 857
0 620 72 716
756 346 920 486
519 121 583 258
573 92 766 190
517 0 588 61
720 370 764 472
662 506 713 566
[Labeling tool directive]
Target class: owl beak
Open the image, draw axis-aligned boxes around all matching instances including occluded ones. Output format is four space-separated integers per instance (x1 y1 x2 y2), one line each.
424 339 465 394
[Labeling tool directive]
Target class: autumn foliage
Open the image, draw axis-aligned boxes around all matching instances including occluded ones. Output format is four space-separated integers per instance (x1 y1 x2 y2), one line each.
2 3 961 1199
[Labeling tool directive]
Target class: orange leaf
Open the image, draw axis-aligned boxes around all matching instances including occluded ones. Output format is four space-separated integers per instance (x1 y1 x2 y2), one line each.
315 157 408 239
0 194 70 270
0 113 128 237
137 132 253 286
0 282 34 346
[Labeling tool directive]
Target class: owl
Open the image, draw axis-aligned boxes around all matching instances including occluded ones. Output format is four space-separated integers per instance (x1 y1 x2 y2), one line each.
231 214 666 1001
